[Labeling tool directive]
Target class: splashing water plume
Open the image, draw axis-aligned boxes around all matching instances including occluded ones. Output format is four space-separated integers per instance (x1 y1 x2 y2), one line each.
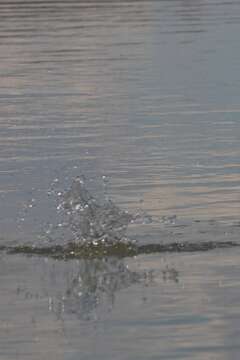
55 177 133 245
4 177 239 260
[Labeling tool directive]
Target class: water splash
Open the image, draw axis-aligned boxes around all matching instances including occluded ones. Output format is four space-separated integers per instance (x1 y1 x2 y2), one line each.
50 177 133 245
12 176 240 258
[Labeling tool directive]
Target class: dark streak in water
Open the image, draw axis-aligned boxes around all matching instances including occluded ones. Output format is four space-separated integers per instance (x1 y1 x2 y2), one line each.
0 240 238 260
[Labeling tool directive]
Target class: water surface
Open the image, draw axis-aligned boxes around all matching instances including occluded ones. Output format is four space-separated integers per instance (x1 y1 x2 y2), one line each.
0 0 240 359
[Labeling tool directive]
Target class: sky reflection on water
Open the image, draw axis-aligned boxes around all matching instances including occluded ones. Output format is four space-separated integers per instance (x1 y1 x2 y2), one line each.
1 0 240 238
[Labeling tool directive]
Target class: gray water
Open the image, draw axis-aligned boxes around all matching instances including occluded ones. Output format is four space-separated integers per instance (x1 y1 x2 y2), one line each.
1 0 240 358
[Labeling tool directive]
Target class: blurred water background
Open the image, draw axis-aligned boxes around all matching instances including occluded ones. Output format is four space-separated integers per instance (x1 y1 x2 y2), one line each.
0 0 240 359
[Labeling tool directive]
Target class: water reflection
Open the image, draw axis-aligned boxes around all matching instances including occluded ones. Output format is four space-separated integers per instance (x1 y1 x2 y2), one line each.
49 258 149 320
6 247 240 360
16 256 158 321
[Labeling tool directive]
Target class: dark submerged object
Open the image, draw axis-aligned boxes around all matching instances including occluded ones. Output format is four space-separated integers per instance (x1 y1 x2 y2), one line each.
0 239 238 260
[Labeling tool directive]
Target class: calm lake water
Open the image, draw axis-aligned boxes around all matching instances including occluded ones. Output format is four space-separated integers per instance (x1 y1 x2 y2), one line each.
1 0 240 359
